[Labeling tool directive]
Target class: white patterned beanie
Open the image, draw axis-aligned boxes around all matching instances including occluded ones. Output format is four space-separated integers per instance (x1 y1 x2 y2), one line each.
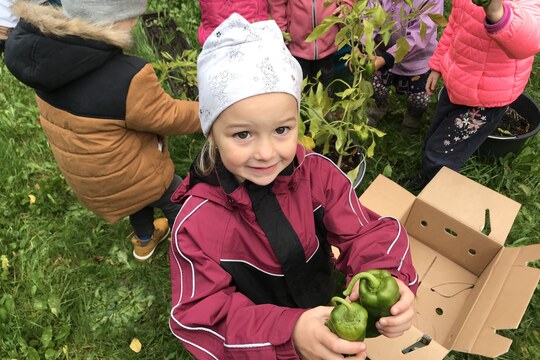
197 13 303 136
62 0 148 24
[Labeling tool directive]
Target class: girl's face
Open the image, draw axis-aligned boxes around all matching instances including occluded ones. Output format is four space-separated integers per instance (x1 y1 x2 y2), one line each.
211 93 298 186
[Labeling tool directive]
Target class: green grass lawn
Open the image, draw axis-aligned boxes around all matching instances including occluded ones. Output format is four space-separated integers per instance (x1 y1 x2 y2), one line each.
0 1 539 359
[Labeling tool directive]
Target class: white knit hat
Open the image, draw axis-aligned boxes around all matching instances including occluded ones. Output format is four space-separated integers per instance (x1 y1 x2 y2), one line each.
197 13 303 136
62 0 148 24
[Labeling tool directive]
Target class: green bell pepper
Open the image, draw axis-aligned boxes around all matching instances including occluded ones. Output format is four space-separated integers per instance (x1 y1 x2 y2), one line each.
472 0 491 7
326 296 368 342
343 269 400 337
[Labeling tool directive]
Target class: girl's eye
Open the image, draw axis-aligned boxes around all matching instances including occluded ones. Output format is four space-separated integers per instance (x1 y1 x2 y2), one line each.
233 131 250 140
275 127 289 135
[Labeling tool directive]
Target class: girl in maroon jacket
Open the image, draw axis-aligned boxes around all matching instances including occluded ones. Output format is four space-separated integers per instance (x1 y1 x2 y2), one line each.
169 13 417 360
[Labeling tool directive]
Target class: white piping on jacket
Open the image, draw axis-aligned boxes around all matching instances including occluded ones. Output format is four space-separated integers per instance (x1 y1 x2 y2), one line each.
304 152 370 225
170 196 275 354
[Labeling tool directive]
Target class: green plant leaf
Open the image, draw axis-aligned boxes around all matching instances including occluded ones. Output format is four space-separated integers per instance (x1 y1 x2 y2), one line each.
420 21 427 42
33 298 47 310
366 140 376 157
428 14 448 27
306 16 341 42
518 183 532 197
347 165 361 184
298 116 306 136
363 19 375 54
48 294 61 316
41 325 53 349
340 88 356 99
373 6 386 28
25 347 40 360
383 164 393 177
370 127 386 138
44 349 58 360
394 37 411 63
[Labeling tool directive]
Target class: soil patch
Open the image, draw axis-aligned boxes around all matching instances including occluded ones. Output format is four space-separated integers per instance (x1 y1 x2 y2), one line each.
493 107 530 137
141 13 198 99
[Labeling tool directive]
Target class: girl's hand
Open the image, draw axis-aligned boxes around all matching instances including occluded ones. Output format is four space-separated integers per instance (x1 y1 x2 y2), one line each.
374 56 386 71
293 306 367 360
425 70 441 96
483 0 504 23
376 279 415 338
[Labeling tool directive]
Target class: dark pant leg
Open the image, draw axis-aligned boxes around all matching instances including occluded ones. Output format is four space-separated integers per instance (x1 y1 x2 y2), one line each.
405 71 430 116
148 174 182 228
316 55 335 89
295 55 334 89
129 174 182 238
130 206 154 239
421 88 507 180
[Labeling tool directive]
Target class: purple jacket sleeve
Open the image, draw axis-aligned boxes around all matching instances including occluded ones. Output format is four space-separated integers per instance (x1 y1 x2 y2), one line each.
169 196 305 360
429 2 458 72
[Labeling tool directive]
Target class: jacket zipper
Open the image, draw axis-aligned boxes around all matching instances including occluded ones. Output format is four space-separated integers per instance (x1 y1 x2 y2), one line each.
312 0 318 59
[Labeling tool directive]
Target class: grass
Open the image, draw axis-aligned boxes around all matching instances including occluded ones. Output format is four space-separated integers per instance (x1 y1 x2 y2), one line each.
0 1 539 359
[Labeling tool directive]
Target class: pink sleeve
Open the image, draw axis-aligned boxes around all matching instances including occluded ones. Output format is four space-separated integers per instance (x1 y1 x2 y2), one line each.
169 197 304 360
488 0 540 59
268 0 289 31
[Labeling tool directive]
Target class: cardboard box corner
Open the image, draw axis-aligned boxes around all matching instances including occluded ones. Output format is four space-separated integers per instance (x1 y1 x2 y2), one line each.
360 168 539 360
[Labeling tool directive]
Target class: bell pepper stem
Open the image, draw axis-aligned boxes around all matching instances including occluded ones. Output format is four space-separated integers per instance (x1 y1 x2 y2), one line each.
331 296 354 313
343 272 381 297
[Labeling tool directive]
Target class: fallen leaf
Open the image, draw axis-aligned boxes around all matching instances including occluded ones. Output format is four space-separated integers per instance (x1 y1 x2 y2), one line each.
130 338 142 353
28 194 36 204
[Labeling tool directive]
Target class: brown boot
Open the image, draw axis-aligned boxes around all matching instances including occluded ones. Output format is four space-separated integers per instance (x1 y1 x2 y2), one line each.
131 218 170 262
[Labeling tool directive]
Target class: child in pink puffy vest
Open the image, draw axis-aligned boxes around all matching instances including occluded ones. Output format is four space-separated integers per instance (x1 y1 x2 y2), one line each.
407 0 540 191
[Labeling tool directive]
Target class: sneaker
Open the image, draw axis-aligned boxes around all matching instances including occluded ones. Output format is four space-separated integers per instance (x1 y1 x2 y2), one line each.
131 218 170 262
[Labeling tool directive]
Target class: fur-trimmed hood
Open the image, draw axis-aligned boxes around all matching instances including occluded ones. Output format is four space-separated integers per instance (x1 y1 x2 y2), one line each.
4 1 138 92
12 1 132 49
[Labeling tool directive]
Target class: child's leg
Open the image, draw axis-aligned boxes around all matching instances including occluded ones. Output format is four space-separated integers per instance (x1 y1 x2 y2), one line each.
129 175 180 261
421 88 507 181
372 72 391 107
294 56 315 85
295 56 334 91
397 72 430 134
367 72 392 126
129 207 154 240
151 174 182 229
315 55 335 90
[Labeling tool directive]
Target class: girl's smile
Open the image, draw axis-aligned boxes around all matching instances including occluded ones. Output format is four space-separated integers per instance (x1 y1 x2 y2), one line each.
211 92 299 186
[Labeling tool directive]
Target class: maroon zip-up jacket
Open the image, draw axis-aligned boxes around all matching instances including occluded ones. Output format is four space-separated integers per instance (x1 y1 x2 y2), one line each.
169 145 418 359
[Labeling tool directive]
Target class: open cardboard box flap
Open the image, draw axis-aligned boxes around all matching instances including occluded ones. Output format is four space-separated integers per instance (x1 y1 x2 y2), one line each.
358 168 540 359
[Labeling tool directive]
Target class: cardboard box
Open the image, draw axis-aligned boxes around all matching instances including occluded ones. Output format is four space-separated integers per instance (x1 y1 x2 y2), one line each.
358 167 540 359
